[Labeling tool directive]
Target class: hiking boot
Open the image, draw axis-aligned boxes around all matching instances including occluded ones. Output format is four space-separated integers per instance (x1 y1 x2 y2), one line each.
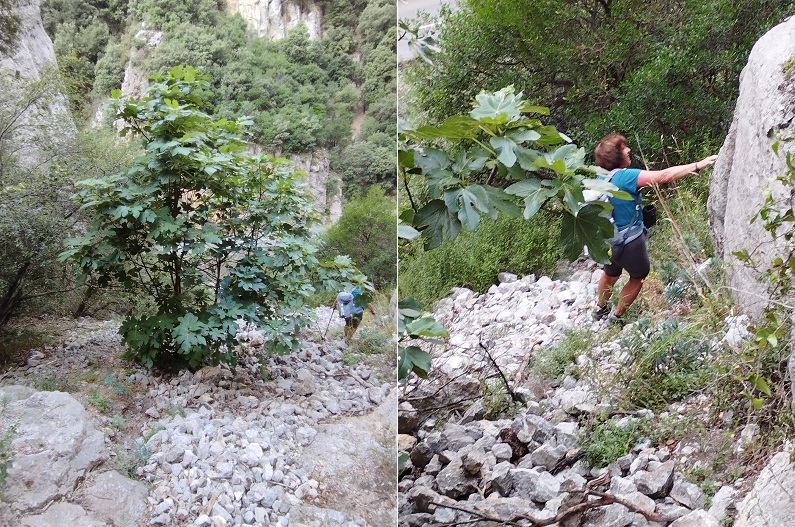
591 303 610 320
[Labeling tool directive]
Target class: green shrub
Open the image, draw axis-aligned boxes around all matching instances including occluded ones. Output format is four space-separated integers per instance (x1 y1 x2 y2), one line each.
92 40 130 101
532 329 594 379
581 416 644 468
481 379 523 420
128 0 222 30
64 66 365 370
113 442 152 478
617 318 711 411
319 186 396 288
399 213 562 307
86 387 112 413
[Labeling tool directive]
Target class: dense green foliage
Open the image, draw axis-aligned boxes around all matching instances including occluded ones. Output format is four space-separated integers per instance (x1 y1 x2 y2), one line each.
400 87 630 269
41 0 395 191
319 185 396 289
0 71 134 329
397 87 622 380
404 0 793 167
399 214 562 306
616 318 711 411
63 67 366 370
581 416 645 468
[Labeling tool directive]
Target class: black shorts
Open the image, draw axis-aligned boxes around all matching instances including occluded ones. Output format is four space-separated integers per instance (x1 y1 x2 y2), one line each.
345 312 363 328
603 233 650 280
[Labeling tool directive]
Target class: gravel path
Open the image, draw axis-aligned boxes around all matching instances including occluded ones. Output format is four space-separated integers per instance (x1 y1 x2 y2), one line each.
1 309 396 527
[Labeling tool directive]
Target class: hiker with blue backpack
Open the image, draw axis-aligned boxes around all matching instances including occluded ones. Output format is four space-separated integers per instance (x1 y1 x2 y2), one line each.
591 133 717 324
332 287 376 341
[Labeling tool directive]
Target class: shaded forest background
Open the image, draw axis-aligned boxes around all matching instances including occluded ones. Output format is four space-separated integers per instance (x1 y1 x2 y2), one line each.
0 0 397 350
46 0 395 191
399 0 795 306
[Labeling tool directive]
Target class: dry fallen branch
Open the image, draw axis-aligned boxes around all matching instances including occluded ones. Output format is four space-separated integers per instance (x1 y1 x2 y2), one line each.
429 485 670 527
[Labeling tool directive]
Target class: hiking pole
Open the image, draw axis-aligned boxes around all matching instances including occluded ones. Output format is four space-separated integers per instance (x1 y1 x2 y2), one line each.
321 308 335 340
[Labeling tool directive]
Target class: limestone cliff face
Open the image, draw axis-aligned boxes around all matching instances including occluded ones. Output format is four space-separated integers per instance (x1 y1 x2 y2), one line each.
0 0 56 77
707 15 795 318
0 0 74 169
289 150 343 226
119 29 163 100
226 0 322 40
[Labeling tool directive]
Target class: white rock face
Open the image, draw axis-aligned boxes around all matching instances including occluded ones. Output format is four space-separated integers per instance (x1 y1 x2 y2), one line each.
289 149 343 226
227 0 323 40
0 0 75 168
708 15 795 318
734 444 795 527
0 0 56 78
120 30 163 99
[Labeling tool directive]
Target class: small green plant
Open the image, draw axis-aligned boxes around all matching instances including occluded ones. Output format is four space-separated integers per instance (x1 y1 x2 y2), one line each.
481 379 522 420
166 403 186 418
685 464 710 483
31 375 70 392
259 364 269 382
86 387 112 414
103 373 129 396
725 466 745 482
342 352 360 366
684 464 719 498
532 329 593 379
616 318 711 411
783 55 795 81
142 423 165 443
110 414 126 430
113 442 152 478
580 416 644 468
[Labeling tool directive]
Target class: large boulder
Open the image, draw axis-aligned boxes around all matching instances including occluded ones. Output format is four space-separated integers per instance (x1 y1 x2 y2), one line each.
0 386 149 527
708 15 795 318
734 445 795 527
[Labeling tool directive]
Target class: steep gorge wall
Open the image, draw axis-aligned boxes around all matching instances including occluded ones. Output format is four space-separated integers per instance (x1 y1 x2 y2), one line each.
1 0 74 169
0 0 55 77
227 0 322 40
708 18 795 525
707 15 795 318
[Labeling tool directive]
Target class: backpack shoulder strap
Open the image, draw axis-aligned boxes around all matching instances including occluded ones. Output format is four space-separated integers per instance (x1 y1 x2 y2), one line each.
604 168 620 182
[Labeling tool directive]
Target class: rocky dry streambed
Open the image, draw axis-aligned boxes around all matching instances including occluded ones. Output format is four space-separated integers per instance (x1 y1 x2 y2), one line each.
0 309 396 527
398 262 785 527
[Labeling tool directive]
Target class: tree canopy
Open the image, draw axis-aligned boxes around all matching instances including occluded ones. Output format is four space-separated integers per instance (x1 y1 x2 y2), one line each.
403 0 794 166
63 66 368 370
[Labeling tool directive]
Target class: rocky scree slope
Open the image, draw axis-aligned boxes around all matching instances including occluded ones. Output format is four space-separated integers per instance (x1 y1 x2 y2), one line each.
398 262 782 527
0 310 395 527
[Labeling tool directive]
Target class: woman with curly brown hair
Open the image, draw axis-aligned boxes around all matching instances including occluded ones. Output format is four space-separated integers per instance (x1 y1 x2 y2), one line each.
592 133 718 323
